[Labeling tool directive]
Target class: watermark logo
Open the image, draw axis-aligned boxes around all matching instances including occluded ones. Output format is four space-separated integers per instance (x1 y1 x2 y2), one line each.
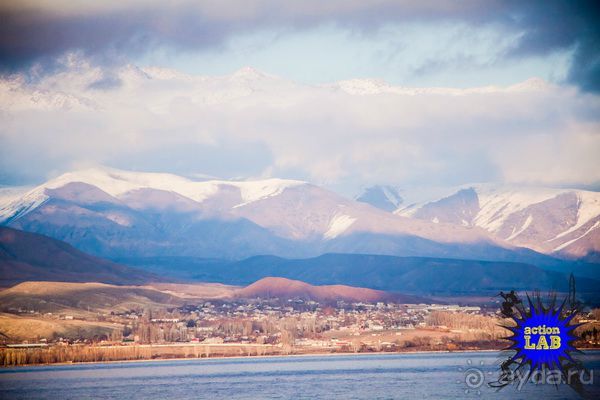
503 294 579 372
458 358 594 395
457 359 492 395
490 275 593 396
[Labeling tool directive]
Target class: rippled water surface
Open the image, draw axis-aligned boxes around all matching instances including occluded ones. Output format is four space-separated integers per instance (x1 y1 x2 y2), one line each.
1 351 599 399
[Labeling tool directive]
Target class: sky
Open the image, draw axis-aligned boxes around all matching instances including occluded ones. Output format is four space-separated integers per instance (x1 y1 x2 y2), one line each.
0 1 599 195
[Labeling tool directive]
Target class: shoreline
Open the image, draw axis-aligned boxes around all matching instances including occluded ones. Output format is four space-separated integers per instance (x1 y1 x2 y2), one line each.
4 346 599 370
0 348 513 369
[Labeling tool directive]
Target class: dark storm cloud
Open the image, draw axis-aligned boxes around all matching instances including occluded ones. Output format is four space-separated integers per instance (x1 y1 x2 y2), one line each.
0 1 598 91
504 0 600 93
0 5 235 68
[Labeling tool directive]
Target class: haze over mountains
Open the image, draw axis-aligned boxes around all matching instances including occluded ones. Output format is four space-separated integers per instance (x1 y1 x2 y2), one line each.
2 166 598 270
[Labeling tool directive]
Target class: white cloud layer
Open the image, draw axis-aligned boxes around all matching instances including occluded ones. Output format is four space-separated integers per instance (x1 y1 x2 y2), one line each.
1 56 599 192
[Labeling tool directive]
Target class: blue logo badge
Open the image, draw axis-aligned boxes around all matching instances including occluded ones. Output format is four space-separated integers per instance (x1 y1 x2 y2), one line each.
491 275 590 394
506 295 580 371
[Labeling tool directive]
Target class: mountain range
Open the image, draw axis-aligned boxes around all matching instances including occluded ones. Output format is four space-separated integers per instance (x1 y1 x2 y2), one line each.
1 225 598 304
355 184 600 262
128 253 599 298
0 227 416 306
3 166 597 269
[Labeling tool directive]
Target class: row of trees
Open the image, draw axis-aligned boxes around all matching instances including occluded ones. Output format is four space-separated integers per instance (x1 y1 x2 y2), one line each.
425 311 505 340
0 343 285 367
0 346 154 367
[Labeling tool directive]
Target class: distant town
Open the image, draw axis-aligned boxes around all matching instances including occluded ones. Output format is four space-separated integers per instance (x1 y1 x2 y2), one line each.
2 298 599 366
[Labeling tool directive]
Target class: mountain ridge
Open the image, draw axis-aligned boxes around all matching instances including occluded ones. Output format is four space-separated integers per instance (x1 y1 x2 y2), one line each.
0 226 162 286
0 166 525 262
1 167 598 264
120 253 600 299
384 184 600 262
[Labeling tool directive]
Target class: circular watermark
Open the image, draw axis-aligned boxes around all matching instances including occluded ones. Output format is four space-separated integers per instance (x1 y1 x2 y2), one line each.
457 359 491 395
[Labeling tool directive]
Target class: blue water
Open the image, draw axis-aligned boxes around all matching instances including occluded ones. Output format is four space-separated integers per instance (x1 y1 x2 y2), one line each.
1 351 599 399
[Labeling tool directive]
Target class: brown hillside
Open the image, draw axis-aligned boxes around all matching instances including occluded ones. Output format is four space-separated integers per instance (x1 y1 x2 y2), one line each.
0 226 160 286
234 277 421 303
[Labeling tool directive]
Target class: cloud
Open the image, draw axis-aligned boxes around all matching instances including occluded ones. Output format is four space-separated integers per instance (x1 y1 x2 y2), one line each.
504 0 600 93
0 1 598 91
0 60 598 192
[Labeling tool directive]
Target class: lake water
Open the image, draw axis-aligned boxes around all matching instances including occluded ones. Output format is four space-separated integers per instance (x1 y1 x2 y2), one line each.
1 351 599 399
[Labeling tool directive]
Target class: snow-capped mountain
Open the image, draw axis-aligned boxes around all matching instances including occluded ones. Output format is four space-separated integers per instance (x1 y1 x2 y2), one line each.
0 62 297 115
391 184 600 262
0 167 305 226
0 167 529 261
355 185 403 212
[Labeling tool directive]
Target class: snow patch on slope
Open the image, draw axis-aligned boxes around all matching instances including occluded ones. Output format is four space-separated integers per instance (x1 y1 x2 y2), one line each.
473 185 563 232
553 221 600 252
0 186 32 205
507 214 533 240
324 214 356 240
233 179 304 207
0 188 49 222
551 191 600 240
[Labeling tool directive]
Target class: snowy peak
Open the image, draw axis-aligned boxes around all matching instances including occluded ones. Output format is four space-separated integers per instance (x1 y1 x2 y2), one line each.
355 185 403 212
394 183 600 260
0 166 307 223
45 167 195 198
50 167 306 203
